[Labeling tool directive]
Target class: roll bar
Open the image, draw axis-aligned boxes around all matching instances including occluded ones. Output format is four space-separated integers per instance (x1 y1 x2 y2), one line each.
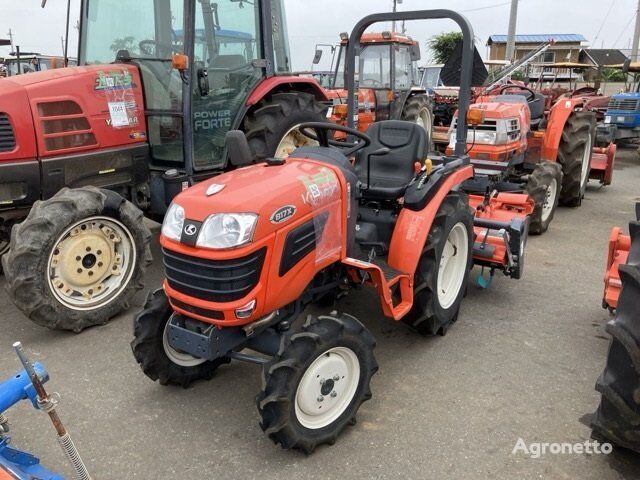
345 10 475 156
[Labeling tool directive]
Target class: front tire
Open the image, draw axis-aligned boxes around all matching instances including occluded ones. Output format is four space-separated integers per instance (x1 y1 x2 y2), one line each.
131 289 229 387
257 313 378 453
402 192 474 336
557 112 596 207
243 92 328 160
526 161 563 235
2 187 152 332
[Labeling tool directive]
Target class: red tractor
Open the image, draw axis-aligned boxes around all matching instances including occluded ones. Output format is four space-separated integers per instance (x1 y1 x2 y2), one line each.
592 203 640 453
0 0 332 331
323 32 433 143
447 84 616 234
132 9 533 453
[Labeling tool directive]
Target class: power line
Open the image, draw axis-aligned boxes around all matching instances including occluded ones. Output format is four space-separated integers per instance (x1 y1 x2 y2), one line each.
593 0 617 45
460 1 512 13
613 12 637 48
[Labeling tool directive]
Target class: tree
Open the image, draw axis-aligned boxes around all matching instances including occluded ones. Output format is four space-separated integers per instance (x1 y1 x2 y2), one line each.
428 32 463 64
110 36 138 55
600 67 626 82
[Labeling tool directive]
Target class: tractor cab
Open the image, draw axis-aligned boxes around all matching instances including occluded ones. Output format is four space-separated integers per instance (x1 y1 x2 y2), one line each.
326 32 432 138
79 0 291 173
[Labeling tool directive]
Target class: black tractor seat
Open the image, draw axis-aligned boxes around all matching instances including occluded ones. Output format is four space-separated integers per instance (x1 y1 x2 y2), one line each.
355 120 427 201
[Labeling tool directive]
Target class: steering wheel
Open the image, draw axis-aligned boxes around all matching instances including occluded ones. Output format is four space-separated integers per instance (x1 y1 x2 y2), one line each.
496 84 537 102
297 122 371 156
571 86 598 98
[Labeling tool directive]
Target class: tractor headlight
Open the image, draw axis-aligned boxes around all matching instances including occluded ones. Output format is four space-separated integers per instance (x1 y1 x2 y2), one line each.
197 213 258 249
161 202 185 241
604 115 611 124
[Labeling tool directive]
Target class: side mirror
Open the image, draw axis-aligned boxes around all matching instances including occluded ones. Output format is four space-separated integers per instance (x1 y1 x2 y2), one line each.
225 130 254 167
410 43 421 62
312 49 323 65
172 53 189 72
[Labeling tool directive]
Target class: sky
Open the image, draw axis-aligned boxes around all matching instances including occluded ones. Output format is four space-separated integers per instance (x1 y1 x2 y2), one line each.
0 0 637 70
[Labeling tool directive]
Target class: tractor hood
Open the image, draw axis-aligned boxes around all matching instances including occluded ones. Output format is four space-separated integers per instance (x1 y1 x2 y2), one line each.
172 158 343 243
611 92 640 101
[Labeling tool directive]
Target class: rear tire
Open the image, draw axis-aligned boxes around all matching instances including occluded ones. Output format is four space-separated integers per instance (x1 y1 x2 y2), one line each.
402 192 474 336
257 313 377 453
243 92 328 160
401 94 433 150
2 187 152 332
131 289 229 388
557 112 596 207
592 217 640 453
526 161 563 235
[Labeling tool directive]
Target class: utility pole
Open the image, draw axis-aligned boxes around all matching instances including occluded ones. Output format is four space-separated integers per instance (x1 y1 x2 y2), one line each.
392 0 403 33
631 0 640 61
7 29 14 51
505 0 519 61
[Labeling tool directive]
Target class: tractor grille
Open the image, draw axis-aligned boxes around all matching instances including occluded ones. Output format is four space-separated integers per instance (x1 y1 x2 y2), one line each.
0 113 16 152
163 247 266 303
608 98 639 111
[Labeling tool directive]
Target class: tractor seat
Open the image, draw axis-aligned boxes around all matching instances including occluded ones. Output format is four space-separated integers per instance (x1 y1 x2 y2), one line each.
355 120 427 201
494 92 545 123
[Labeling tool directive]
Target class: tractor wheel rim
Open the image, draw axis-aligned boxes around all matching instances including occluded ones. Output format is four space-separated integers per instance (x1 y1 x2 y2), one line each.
437 222 469 309
275 124 319 159
47 216 136 311
580 132 592 187
162 319 207 367
294 346 360 430
541 178 558 222
416 107 433 135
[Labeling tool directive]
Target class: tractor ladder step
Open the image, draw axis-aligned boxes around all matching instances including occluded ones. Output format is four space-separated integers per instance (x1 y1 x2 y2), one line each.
342 256 413 320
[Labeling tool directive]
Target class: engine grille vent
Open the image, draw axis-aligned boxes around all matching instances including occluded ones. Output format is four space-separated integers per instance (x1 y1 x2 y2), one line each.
37 100 97 152
0 113 16 153
608 98 639 111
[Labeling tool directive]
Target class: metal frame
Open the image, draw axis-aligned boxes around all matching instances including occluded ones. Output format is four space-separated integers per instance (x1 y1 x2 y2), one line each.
344 9 475 156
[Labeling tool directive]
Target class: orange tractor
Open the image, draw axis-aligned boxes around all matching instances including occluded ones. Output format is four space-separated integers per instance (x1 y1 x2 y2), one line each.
446 84 616 234
324 32 432 141
592 203 640 453
132 9 534 453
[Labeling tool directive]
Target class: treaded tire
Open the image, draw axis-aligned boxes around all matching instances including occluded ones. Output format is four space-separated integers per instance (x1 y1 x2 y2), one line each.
2 187 152 332
592 213 640 453
0 238 8 276
243 92 328 160
557 111 596 207
256 313 378 454
402 192 474 336
401 94 434 150
131 289 229 388
526 161 563 235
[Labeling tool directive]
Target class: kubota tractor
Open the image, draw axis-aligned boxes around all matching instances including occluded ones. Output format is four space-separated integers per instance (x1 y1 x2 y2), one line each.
132 10 533 453
448 84 615 234
592 203 640 453
324 31 433 144
0 0 332 332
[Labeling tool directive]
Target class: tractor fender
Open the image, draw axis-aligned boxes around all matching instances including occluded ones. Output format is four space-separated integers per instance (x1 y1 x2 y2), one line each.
388 164 474 275
245 76 329 107
541 97 585 161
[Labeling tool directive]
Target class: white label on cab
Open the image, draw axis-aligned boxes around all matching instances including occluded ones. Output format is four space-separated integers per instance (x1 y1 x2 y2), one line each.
108 102 130 127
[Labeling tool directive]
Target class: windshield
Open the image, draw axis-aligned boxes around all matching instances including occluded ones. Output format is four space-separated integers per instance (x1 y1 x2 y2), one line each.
334 43 392 89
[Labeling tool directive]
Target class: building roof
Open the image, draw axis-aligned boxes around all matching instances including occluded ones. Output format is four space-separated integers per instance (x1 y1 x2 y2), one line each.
579 49 628 67
488 34 587 45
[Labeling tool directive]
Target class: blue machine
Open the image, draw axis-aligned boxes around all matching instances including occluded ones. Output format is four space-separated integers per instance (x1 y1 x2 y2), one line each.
598 91 640 144
0 362 64 479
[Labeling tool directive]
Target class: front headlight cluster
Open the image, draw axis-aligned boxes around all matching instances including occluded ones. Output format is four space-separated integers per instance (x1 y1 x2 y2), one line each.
162 203 258 249
448 117 520 147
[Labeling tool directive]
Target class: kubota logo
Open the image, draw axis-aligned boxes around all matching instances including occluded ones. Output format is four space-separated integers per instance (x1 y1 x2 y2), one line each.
270 205 296 224
184 224 198 236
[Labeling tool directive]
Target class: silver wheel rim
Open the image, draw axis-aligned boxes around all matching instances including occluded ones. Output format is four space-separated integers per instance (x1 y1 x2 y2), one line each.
162 319 207 367
294 346 360 430
416 107 432 132
47 216 136 311
274 124 319 159
580 132 592 187
437 222 469 309
541 178 558 223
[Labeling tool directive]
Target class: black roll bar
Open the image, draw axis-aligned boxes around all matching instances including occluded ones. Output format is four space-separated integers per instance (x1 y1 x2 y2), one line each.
345 10 474 156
